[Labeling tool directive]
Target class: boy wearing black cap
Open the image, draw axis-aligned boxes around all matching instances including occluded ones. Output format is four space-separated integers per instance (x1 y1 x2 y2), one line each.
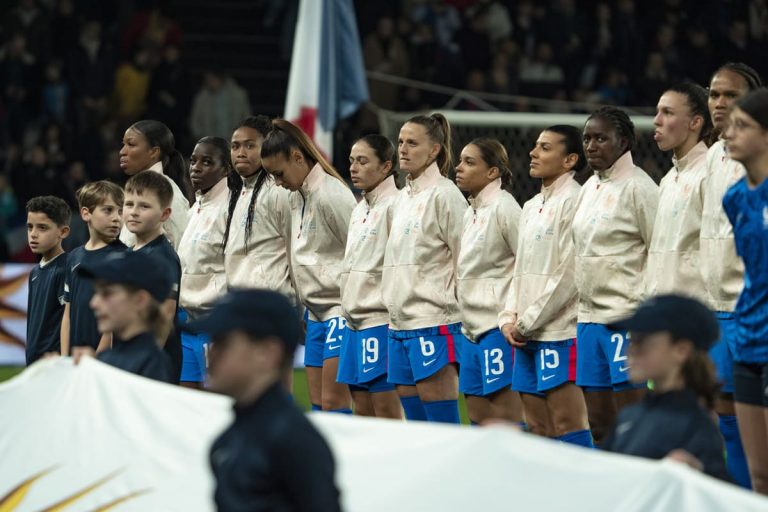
189 289 341 512
73 250 174 383
601 295 729 481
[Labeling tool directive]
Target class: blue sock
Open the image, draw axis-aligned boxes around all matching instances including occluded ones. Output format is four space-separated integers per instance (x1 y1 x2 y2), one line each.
422 399 460 424
516 422 528 432
328 408 353 415
400 395 428 421
310 404 322 411
557 429 595 448
720 414 752 489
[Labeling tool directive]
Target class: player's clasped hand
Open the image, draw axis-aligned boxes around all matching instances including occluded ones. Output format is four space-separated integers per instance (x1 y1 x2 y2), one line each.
501 320 527 348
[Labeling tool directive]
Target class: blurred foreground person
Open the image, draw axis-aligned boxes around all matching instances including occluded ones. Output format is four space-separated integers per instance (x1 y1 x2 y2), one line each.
190 289 341 512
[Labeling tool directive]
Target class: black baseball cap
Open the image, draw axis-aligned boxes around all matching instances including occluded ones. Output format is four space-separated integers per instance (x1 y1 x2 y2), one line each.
77 250 172 303
608 294 719 350
187 289 301 353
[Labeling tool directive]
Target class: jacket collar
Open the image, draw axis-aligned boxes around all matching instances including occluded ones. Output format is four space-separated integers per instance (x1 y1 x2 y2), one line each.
672 141 708 173
405 162 441 195
595 151 634 182
301 163 325 195
363 175 397 208
196 176 229 206
541 170 576 201
469 178 501 209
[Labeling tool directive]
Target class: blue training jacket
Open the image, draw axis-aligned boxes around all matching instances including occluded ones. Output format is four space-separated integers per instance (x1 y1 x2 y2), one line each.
723 177 768 364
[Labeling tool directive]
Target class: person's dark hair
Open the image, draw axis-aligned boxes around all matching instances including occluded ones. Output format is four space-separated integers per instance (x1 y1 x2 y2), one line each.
586 106 636 154
261 119 347 183
665 81 713 144
680 346 720 410
129 120 193 205
404 113 453 176
356 134 396 169
26 196 71 226
222 115 271 253
126 170 174 209
711 62 763 92
735 88 768 130
542 125 588 173
466 138 513 192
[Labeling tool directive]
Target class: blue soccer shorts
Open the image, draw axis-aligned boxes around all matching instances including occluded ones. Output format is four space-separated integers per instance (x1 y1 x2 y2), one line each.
576 323 643 390
338 324 395 392
459 328 514 397
304 316 347 368
387 323 462 386
512 339 576 394
710 312 737 394
181 330 210 383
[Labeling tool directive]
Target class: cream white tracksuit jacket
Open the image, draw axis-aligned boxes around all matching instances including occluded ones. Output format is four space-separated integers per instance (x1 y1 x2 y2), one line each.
223 171 295 301
290 164 356 322
572 152 659 324
383 162 468 331
647 141 708 300
177 177 229 319
457 178 521 341
499 171 581 341
340 176 398 330
700 139 746 312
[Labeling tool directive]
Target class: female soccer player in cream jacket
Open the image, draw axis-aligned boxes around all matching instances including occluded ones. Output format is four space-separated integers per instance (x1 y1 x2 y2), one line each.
337 135 402 419
177 136 231 388
383 113 468 424
647 82 712 299
223 116 294 301
500 125 592 447
455 138 523 425
261 119 356 414
699 62 762 489
572 107 659 444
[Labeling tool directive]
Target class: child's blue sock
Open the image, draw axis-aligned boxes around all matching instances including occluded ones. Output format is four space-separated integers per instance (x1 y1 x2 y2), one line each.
327 408 353 415
310 404 322 411
422 399 460 424
720 414 752 489
557 429 595 448
399 395 428 421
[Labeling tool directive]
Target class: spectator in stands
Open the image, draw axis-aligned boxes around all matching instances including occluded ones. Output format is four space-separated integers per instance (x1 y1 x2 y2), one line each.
121 4 182 58
148 45 192 150
68 20 115 134
466 0 512 43
111 47 152 122
519 43 564 97
40 62 69 124
411 0 461 54
189 70 251 141
363 17 410 110
0 34 37 144
4 0 48 60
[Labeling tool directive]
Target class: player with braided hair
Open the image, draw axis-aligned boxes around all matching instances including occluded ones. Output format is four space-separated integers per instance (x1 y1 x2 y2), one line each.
572 106 659 444
700 62 763 489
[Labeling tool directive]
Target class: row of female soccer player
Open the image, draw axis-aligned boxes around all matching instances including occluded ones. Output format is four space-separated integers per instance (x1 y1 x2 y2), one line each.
28 60 768 491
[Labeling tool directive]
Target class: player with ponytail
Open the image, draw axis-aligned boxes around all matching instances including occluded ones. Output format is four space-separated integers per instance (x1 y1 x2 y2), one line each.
382 113 468 423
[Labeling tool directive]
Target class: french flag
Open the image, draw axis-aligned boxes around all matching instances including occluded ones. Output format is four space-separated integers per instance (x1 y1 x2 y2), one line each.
284 0 369 159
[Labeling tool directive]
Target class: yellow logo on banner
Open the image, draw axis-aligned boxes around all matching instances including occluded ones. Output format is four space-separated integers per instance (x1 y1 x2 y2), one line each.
0 467 148 511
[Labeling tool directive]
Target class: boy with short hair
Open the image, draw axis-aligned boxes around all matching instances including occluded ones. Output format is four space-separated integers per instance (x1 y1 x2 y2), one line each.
62 181 126 355
26 196 71 364
123 170 182 383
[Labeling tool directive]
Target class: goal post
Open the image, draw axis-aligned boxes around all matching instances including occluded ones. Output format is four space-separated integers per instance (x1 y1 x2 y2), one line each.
376 109 664 205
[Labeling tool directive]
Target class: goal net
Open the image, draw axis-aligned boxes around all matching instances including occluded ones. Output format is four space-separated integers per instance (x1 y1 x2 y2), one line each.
377 110 664 205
